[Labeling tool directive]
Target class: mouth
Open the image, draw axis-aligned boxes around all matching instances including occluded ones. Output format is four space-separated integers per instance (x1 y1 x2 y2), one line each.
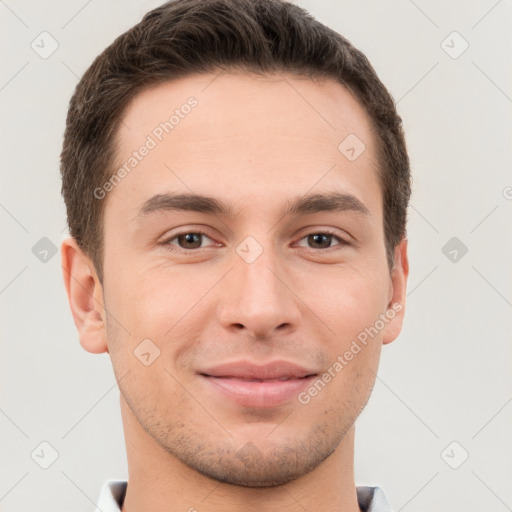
202 375 317 382
197 360 319 408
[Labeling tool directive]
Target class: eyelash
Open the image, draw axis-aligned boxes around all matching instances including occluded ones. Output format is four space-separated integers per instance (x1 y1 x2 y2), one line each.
161 228 350 253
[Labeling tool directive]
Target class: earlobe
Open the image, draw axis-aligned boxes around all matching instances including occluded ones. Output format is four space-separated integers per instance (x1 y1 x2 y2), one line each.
382 238 409 345
61 238 108 354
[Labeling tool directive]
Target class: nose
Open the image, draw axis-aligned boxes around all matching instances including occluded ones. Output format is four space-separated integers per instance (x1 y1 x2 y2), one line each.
216 240 301 340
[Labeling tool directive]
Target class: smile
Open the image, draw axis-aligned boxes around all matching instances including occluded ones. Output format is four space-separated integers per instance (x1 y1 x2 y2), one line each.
197 360 319 408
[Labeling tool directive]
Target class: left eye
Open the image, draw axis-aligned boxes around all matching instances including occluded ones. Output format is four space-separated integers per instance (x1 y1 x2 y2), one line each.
163 230 347 251
166 231 215 250
295 232 347 250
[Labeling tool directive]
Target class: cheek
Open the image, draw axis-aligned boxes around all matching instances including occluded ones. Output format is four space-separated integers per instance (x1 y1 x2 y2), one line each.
104 257 198 334
316 269 387 404
304 265 390 344
104 262 215 388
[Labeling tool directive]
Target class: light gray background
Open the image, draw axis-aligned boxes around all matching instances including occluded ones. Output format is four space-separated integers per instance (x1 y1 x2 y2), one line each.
1 1 511 511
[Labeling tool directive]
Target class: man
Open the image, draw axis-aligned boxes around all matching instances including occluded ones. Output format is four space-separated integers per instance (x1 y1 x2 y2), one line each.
60 0 410 510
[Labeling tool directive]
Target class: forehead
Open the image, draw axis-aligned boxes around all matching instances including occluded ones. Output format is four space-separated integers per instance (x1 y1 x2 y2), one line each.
117 71 376 153
107 71 381 220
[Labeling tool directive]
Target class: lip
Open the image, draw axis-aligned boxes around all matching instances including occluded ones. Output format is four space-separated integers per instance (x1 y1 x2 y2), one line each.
198 360 318 408
199 360 318 380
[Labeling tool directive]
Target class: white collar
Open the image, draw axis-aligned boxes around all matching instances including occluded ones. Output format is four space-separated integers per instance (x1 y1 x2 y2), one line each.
94 479 393 512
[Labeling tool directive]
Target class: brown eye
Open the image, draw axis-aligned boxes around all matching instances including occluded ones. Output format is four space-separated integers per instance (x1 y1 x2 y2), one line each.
176 233 204 249
163 230 216 251
307 233 334 249
296 231 349 250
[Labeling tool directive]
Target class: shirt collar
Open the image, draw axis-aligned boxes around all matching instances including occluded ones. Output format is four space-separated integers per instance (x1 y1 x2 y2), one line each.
94 479 393 512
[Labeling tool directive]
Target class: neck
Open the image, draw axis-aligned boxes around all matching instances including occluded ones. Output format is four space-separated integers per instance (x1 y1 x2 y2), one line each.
119 395 361 512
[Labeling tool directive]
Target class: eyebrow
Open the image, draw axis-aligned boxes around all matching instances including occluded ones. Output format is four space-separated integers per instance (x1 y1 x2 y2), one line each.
136 191 370 220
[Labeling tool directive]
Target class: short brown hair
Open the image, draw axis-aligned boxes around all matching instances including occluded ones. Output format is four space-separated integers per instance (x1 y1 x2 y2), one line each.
60 0 411 282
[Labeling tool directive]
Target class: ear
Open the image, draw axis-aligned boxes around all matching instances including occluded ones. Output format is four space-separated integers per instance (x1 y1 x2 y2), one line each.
382 238 409 345
61 237 108 354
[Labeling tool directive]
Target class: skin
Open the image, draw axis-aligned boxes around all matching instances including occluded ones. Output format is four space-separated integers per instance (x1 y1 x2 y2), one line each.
62 71 408 512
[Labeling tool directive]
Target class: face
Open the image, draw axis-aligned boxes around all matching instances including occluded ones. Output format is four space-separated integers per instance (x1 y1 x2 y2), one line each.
71 71 407 487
